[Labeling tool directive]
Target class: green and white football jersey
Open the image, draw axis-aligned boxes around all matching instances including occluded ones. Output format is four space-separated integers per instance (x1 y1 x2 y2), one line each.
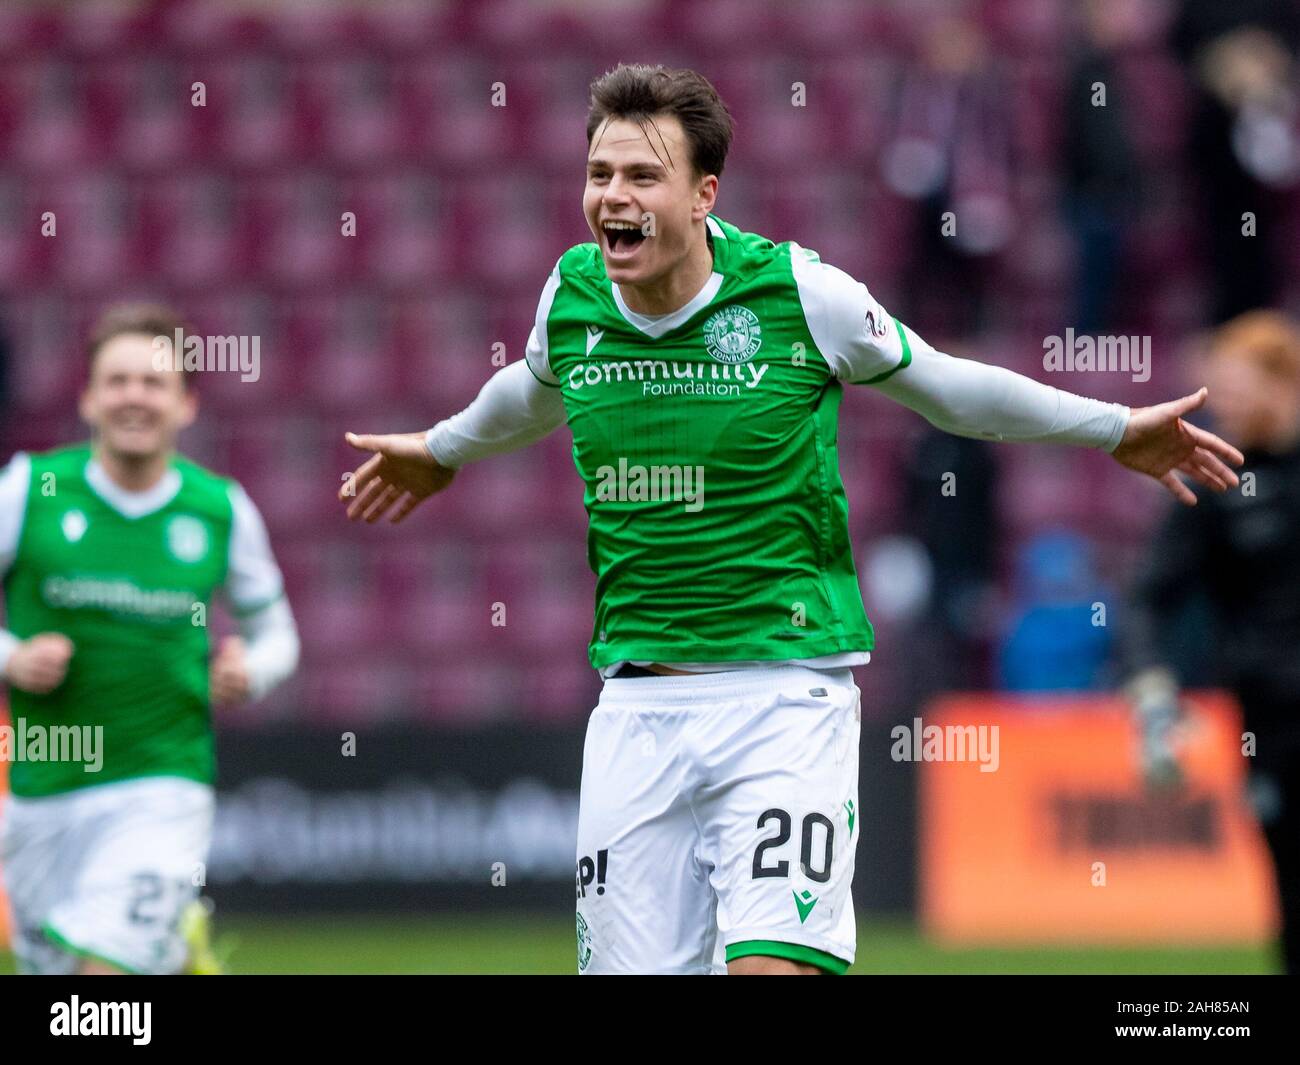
525 214 914 672
0 444 287 797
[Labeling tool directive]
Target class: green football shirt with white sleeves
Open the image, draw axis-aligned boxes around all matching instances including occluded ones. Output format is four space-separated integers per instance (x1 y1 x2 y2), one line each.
524 213 913 675
0 443 296 797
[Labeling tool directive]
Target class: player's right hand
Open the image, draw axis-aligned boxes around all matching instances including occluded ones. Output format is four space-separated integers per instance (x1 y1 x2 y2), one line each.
3 632 74 694
340 431 455 523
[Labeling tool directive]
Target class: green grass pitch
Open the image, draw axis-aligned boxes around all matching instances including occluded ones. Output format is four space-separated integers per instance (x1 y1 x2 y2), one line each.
0 916 1279 974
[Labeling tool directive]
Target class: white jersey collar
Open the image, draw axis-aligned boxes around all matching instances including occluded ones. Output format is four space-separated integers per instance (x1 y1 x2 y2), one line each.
85 457 182 519
611 270 724 339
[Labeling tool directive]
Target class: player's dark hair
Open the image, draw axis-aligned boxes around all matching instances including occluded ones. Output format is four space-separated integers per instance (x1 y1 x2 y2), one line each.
586 64 734 179
87 302 193 387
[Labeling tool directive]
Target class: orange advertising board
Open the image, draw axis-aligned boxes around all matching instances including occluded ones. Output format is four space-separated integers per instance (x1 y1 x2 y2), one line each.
919 691 1278 943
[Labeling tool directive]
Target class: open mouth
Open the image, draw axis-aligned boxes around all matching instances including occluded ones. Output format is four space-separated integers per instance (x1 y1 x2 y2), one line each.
111 414 158 433
602 219 648 258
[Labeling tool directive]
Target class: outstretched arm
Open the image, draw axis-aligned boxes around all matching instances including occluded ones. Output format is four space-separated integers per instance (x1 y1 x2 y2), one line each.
424 357 567 469
871 330 1131 449
340 358 566 524
872 333 1243 505
786 246 1244 507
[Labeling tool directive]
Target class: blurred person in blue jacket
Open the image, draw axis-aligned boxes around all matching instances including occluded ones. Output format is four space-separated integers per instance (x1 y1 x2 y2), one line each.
999 531 1114 692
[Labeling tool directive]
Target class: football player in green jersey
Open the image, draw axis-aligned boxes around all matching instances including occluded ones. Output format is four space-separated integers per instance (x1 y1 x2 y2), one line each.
0 304 299 974
340 65 1242 974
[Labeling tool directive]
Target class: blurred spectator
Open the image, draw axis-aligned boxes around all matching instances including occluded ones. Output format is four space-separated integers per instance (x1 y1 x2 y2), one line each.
999 531 1114 691
1123 309 1300 972
1172 0 1300 322
882 14 1014 336
903 422 999 693
0 309 10 456
1062 0 1144 333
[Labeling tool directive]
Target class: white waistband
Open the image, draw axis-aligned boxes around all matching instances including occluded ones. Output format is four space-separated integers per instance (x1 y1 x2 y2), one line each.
597 664 854 706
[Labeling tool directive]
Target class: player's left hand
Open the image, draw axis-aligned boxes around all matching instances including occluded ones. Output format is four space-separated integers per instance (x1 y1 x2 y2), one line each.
209 635 251 705
1111 387 1245 506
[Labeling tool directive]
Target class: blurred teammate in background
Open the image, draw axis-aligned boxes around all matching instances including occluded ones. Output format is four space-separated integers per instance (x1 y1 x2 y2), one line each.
342 64 1242 975
0 304 299 975
1125 310 1300 974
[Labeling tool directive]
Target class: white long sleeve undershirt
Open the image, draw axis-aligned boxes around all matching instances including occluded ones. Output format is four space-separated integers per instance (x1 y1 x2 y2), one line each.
873 324 1129 451
235 596 300 700
424 359 566 468
422 340 1129 470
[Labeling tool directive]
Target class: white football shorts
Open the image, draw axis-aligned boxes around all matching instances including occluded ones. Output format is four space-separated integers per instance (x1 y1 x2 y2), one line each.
575 665 861 974
0 775 214 975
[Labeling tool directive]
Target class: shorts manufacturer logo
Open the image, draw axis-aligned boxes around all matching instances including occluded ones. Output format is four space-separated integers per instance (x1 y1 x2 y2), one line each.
703 305 762 364
793 888 818 923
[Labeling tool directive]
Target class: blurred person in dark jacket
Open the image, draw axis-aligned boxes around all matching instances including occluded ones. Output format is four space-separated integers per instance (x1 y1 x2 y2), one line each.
1063 0 1144 334
1172 1 1300 323
882 14 1014 336
1124 309 1300 972
902 423 999 694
